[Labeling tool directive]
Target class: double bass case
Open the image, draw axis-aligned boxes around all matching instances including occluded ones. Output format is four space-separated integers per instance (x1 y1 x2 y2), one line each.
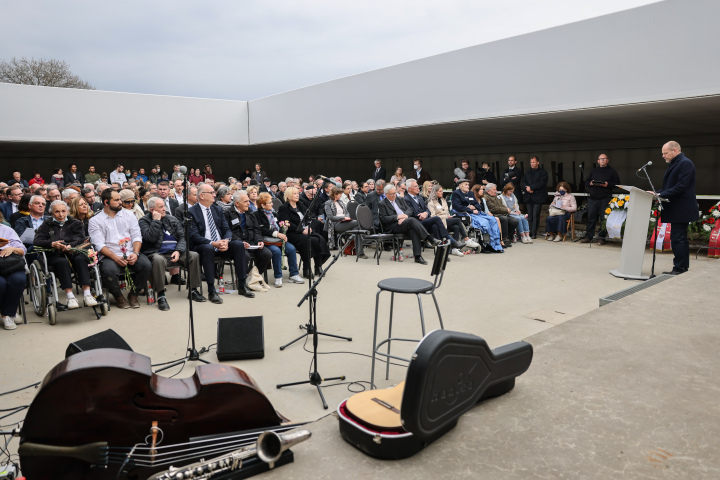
337 330 533 460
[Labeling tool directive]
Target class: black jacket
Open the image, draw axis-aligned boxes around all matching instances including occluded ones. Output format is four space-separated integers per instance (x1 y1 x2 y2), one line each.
585 165 620 200
372 167 387 182
658 153 699 223
379 197 412 231
225 207 264 244
500 167 522 190
34 218 86 249
63 171 85 186
187 203 232 248
253 209 280 239
138 211 187 255
521 167 549 203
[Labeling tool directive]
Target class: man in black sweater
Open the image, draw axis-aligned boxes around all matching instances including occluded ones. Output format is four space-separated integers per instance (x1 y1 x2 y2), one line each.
581 153 620 245
500 156 522 191
521 156 548 239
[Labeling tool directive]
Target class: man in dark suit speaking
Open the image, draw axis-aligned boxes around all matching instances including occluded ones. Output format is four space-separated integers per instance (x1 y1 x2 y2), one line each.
655 141 699 275
379 184 441 265
188 184 255 303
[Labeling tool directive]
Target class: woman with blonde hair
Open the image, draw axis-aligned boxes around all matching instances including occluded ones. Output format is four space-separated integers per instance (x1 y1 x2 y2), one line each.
427 183 480 255
278 186 330 277
421 181 434 201
246 185 260 212
68 196 93 236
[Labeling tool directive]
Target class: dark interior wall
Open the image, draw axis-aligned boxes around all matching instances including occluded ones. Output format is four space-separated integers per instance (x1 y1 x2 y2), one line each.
1 141 718 195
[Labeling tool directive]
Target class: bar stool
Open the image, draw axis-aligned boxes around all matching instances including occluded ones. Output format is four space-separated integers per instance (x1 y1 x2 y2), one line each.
370 242 450 388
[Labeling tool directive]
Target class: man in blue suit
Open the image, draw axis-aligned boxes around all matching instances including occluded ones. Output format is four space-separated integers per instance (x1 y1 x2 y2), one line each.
1 185 23 223
188 184 254 303
656 141 699 275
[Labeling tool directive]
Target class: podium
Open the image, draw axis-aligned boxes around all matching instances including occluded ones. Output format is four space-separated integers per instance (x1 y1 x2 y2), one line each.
609 186 655 280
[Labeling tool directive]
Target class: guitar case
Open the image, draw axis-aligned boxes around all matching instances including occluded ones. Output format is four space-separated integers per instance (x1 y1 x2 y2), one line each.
338 330 533 460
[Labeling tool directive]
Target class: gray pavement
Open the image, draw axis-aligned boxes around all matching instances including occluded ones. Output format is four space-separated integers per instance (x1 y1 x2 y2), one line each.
1 239 717 478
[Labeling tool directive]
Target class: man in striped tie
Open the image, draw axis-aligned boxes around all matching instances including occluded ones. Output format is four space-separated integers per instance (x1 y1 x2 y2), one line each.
188 185 254 304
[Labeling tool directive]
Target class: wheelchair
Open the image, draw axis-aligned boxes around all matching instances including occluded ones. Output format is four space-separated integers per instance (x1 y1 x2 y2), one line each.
27 249 108 325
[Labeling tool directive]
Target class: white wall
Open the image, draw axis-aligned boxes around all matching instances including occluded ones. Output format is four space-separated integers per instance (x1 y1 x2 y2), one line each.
249 0 720 144
0 83 249 145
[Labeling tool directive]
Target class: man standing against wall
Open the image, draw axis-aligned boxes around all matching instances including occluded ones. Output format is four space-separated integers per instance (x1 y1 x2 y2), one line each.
501 156 522 191
581 153 619 245
521 156 548 239
655 141 698 275
372 159 386 182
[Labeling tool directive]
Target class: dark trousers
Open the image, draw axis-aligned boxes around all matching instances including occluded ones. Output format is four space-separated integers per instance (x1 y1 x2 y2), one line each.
419 216 449 241
526 201 542 236
100 254 152 297
446 217 467 241
497 215 519 241
0 270 26 317
388 218 430 257
46 253 91 289
585 196 611 239
248 247 273 275
148 251 202 293
195 240 247 292
670 222 690 271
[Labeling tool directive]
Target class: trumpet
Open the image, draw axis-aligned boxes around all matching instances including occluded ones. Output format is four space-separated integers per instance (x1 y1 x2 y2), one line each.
146 429 311 480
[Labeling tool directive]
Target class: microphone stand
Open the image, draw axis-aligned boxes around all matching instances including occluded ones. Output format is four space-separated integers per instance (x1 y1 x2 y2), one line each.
156 168 210 373
640 166 665 279
573 164 586 243
278 181 352 351
276 236 351 409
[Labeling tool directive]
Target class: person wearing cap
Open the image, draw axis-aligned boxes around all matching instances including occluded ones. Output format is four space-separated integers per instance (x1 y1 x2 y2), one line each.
119 189 144 220
260 177 273 194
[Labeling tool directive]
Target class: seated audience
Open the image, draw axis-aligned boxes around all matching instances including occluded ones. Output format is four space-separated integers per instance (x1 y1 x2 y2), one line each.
354 181 369 205
246 185 260 212
188 184 254 304
379 184 441 265
51 168 65 188
120 189 144 220
225 191 272 278
68 196 93 237
139 196 205 311
390 167 406 185
426 183 480 255
0 225 27 330
28 172 45 186
451 180 503 252
340 182 354 206
215 186 233 211
278 187 330 277
14 195 48 247
1 186 23 223
404 179 465 252
89 188 152 309
323 187 366 258
254 192 304 287
484 183 519 248
545 182 577 242
34 200 98 309
9 193 32 229
501 183 532 243
453 159 476 188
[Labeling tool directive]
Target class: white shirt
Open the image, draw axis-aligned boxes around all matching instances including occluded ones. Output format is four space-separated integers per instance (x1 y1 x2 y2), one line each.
202 206 217 242
89 208 143 258
109 171 126 185
175 192 185 204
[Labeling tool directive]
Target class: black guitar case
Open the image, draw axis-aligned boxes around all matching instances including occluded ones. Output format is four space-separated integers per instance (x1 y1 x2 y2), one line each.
338 330 533 460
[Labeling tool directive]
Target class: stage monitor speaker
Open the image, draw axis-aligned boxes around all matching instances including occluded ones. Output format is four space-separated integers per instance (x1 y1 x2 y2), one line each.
217 316 265 360
65 329 133 358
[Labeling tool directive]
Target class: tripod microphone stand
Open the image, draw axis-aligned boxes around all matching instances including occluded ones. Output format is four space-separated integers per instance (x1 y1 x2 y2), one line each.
276 236 352 409
156 166 211 373
279 181 352 351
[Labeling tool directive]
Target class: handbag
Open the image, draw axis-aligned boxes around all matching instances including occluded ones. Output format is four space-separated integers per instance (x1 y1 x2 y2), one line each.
246 266 269 292
548 206 565 217
343 239 356 256
263 236 283 247
0 253 25 276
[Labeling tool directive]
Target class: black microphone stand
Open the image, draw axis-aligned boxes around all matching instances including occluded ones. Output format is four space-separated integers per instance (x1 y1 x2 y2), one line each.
156 167 210 373
573 164 586 243
278 180 352 351
276 235 352 409
639 165 665 279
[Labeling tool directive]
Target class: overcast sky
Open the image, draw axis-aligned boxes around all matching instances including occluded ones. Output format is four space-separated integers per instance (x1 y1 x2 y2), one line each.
1 0 659 101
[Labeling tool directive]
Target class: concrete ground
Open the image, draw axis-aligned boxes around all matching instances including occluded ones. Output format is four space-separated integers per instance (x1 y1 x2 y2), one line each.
0 238 717 478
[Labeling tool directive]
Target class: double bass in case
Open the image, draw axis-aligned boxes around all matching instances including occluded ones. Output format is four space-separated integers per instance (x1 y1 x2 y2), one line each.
338 330 533 459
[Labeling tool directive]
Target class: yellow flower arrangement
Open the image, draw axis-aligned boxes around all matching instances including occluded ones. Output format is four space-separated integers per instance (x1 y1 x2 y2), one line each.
617 200 624 207
605 208 612 214
625 195 630 201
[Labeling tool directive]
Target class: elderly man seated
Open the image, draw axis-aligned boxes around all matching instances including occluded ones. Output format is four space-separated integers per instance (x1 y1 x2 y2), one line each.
188 184 254 304
484 183 519 248
139 196 205 311
224 191 272 278
404 179 466 252
14 195 49 247
379 184 441 265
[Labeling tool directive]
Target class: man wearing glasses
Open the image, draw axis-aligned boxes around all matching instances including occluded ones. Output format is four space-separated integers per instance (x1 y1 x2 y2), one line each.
1 186 23 224
188 185 254 304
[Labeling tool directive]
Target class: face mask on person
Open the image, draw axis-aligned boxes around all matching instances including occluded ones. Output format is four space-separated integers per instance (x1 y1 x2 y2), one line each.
52 218 66 226
414 165 419 170
558 190 566 195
